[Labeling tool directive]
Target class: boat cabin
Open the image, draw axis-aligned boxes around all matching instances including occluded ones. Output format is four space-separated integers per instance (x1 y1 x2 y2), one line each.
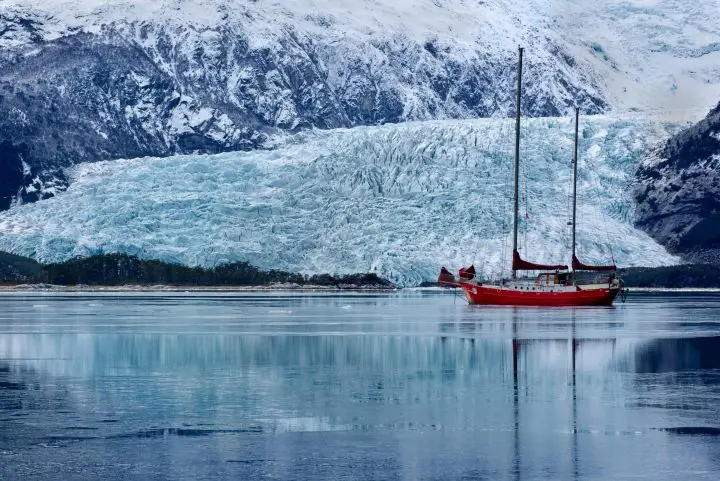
535 272 572 287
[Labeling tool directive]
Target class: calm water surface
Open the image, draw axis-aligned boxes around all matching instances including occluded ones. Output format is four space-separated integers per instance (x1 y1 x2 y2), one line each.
1 291 719 480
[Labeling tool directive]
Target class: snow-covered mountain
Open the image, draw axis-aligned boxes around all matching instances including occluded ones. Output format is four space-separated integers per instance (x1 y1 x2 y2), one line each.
1 0 719 210
635 101 720 263
0 117 681 285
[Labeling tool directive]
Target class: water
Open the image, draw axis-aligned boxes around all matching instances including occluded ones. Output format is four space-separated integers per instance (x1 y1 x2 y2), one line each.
1 291 719 480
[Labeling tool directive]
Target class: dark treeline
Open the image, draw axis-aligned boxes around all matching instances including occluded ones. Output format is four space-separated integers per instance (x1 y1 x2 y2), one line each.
0 251 43 284
0 252 394 288
619 264 720 288
3 250 720 288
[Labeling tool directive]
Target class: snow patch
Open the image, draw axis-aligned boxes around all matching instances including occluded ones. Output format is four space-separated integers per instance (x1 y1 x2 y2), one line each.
1 0 719 115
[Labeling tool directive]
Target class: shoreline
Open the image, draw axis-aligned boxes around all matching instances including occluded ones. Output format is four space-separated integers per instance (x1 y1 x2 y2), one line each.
623 287 720 293
0 283 398 293
412 286 720 293
1 284 719 294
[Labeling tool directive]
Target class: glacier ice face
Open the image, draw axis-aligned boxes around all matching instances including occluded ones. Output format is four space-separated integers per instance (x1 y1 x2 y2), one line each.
0 117 681 286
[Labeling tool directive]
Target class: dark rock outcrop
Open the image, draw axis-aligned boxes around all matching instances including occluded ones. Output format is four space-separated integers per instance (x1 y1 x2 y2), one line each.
620 264 720 288
634 101 720 264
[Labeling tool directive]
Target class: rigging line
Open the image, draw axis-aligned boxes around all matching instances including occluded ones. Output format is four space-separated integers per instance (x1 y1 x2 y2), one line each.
499 125 506 260
565 169 572 247
471 235 482 269
470 130 483 267
578 176 583 257
467 128 483 268
521 119 528 256
580 154 617 265
589 161 616 263
566 115 575 251
565 138 573 249
502 117 515 279
500 120 510 277
593 174 617 263
605 216 616 264
507 116 516 276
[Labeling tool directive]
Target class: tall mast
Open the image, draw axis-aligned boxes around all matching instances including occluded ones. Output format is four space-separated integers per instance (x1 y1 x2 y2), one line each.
571 106 579 264
512 47 523 279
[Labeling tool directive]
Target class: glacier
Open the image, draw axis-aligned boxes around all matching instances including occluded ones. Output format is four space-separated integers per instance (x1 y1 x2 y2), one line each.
0 117 681 286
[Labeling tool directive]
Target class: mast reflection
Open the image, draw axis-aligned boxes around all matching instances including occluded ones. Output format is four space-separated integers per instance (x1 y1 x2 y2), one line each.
507 307 618 480
512 308 520 481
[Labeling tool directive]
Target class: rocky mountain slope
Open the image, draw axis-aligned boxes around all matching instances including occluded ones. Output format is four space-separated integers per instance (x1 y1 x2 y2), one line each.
634 101 720 263
1 0 719 211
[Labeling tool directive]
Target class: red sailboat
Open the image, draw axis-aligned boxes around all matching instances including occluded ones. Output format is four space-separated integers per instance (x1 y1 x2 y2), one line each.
438 47 622 306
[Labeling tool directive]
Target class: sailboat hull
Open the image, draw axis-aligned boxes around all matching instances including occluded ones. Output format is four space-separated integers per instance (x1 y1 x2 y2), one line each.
458 284 620 306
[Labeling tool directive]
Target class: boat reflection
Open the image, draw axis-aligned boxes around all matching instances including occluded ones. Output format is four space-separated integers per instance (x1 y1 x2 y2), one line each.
2 298 720 479
507 308 617 480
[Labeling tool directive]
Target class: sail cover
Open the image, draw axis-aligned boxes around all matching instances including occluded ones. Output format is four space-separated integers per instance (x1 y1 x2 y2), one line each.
512 250 568 271
459 264 476 280
438 267 456 284
572 254 616 271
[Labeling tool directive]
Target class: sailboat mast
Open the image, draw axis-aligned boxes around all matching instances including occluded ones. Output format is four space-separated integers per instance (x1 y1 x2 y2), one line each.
571 106 579 264
512 46 523 279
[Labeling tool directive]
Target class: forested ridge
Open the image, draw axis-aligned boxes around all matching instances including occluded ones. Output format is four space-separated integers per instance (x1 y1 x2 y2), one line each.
0 252 394 288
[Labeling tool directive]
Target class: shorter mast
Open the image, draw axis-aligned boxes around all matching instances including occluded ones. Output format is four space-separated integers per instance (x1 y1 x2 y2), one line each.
571 107 579 264
570 108 616 272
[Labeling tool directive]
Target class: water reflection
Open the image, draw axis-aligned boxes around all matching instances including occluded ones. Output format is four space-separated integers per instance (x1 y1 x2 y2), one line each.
1 292 720 480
